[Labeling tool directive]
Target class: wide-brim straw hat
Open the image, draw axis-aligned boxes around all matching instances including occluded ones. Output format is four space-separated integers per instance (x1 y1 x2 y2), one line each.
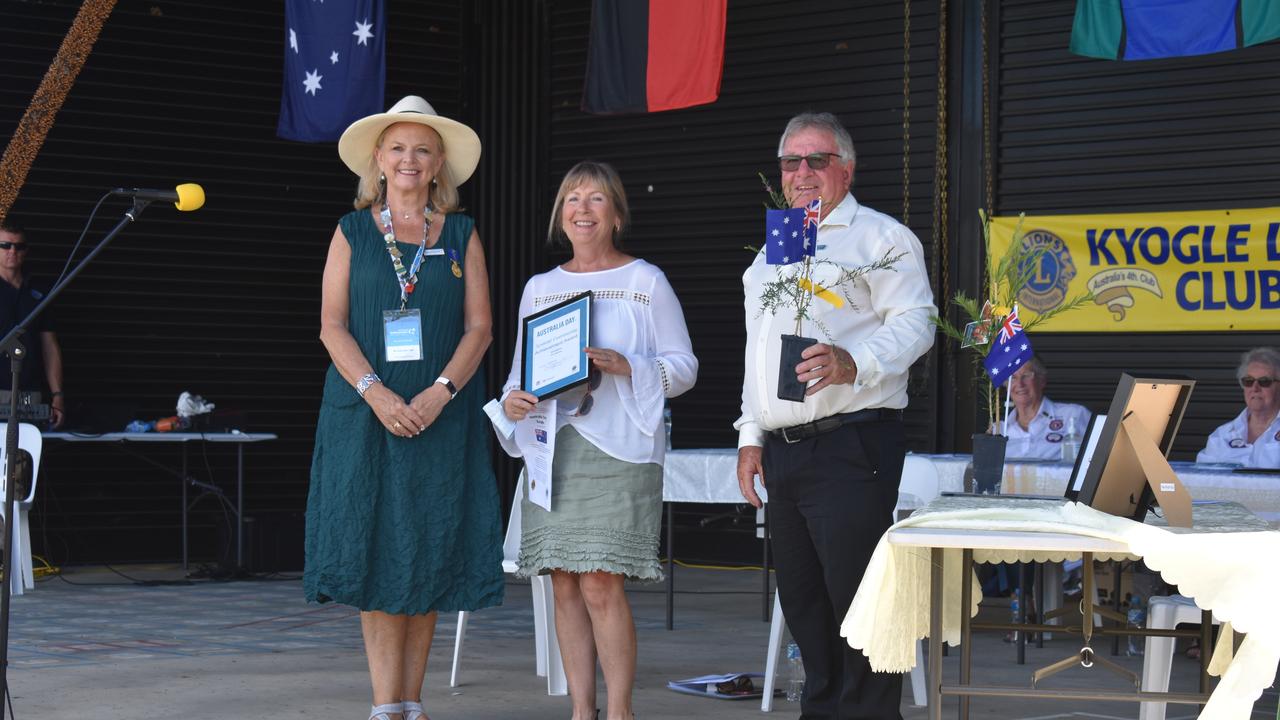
337 95 481 185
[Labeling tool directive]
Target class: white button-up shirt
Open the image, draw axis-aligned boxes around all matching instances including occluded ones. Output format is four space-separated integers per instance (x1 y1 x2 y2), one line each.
1003 396 1093 461
735 194 936 448
1196 409 1280 468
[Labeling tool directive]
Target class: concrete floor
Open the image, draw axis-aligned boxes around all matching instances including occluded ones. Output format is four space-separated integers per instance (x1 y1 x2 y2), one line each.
6 563 1274 719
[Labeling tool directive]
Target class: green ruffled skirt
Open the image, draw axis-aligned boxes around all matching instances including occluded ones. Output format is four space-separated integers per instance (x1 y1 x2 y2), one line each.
517 426 663 583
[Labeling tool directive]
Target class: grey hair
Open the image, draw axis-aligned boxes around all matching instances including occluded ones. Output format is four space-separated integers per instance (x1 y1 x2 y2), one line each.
1025 356 1047 378
777 112 857 165
1237 347 1280 379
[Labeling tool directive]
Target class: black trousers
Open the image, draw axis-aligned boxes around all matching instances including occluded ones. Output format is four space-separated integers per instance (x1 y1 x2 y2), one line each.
765 417 906 720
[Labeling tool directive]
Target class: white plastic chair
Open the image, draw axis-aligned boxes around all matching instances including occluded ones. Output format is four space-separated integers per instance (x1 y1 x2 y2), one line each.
1138 595 1219 720
0 423 42 597
450 475 567 695
760 454 938 711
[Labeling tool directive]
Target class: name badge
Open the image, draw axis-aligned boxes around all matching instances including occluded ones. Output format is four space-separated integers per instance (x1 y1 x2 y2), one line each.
383 309 423 362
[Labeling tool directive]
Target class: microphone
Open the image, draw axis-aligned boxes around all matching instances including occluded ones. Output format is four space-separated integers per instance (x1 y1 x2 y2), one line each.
111 183 205 211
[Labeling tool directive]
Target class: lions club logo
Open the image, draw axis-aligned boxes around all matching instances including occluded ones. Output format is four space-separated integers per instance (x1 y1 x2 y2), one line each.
1017 229 1075 314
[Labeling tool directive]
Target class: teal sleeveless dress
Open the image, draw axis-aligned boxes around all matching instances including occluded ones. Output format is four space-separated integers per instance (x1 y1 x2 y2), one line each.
304 209 504 615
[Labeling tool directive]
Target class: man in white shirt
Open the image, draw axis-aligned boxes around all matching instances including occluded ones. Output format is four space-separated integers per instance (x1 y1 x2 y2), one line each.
735 112 935 720
1003 359 1092 462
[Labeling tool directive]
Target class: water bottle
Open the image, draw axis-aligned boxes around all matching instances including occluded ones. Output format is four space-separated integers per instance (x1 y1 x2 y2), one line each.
785 642 805 702
1126 594 1146 656
663 405 673 451
1061 416 1081 463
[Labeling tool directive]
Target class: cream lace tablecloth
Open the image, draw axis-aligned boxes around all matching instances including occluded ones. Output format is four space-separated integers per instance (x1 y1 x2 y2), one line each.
840 497 1279 720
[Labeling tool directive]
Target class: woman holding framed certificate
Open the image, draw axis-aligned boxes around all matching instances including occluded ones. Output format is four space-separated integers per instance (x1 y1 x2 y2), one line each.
305 96 504 720
501 161 699 720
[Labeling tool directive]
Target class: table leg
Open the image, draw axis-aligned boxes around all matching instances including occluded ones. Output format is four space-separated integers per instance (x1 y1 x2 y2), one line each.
1017 564 1028 665
960 549 972 720
1199 609 1211 694
237 444 245 570
181 445 189 572
928 546 943 720
666 501 674 631
1034 563 1045 649
1112 562 1123 656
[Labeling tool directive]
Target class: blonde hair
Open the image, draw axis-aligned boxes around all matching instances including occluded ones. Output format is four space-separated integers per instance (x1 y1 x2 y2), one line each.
352 123 460 213
546 160 630 248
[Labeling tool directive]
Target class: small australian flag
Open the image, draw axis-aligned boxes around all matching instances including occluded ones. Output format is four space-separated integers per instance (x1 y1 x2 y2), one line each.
983 306 1034 388
764 199 820 265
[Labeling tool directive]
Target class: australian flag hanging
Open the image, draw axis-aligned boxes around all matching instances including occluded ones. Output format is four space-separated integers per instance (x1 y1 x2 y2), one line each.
277 0 386 142
764 199 820 265
983 306 1034 388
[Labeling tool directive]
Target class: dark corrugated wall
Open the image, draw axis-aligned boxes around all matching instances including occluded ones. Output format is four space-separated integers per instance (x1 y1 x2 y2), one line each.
985 0 1280 458
464 0 552 506
8 0 1274 566
0 0 465 565
544 0 944 453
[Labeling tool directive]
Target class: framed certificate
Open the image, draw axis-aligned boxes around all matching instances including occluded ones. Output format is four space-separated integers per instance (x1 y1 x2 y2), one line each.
521 291 592 398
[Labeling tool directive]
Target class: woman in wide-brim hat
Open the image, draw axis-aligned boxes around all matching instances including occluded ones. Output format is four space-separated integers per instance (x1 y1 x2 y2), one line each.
304 95 504 720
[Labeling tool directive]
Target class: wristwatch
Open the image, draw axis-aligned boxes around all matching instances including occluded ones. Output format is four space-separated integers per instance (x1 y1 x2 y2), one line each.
435 376 458 400
356 373 381 397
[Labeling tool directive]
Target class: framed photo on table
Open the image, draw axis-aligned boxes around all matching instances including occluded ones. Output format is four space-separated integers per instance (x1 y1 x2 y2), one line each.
521 291 592 399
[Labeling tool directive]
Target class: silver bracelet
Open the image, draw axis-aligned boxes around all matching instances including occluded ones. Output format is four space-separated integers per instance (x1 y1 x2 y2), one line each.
355 372 381 397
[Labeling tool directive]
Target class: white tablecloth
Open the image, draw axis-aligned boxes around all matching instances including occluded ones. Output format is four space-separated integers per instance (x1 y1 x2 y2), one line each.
842 496 1280 720
922 453 1280 523
663 449 1280 523
662 448 766 503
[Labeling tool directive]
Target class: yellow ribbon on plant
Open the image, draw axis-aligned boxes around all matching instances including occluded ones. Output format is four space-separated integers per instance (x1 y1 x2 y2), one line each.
797 277 844 308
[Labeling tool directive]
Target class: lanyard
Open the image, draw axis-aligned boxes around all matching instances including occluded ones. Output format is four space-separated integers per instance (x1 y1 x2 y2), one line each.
379 204 433 311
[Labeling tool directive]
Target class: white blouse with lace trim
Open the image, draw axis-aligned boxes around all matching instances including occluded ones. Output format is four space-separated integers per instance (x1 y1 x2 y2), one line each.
500 259 698 465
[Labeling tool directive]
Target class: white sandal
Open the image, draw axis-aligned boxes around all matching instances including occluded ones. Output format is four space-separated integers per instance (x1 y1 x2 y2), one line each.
402 700 427 720
369 703 403 720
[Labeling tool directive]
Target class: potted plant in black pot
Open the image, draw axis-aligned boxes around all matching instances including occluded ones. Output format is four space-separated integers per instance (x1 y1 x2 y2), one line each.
933 210 1093 491
751 174 902 402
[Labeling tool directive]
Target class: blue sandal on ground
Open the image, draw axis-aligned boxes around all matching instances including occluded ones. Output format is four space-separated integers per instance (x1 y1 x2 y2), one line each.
369 703 402 720
402 700 427 720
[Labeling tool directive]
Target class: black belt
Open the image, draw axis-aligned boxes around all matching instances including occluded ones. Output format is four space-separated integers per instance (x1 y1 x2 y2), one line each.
771 408 903 444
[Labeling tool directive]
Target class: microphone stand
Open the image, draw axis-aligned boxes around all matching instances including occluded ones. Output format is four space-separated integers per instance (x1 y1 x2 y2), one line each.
0 198 153 717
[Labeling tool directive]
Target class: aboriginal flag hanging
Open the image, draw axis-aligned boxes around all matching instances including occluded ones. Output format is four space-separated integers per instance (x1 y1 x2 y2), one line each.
582 0 727 115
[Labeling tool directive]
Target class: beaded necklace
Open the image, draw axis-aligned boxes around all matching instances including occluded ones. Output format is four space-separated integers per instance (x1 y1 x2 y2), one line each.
380 203 433 311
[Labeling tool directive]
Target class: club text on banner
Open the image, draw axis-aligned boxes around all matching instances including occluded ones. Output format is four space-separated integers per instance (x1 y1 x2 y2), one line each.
988 208 1280 332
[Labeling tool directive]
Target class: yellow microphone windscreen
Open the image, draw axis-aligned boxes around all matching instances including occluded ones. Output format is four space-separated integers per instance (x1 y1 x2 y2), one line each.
175 183 205 211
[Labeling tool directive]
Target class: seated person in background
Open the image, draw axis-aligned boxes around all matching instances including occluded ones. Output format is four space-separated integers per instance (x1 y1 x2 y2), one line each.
1196 347 1280 468
1002 358 1091 461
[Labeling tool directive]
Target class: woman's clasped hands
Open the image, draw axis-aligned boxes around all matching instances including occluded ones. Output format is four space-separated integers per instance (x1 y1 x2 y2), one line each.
364 382 450 437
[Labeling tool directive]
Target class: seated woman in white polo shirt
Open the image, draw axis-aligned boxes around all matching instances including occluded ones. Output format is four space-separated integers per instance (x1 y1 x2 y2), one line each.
1002 358 1092 461
1197 347 1280 468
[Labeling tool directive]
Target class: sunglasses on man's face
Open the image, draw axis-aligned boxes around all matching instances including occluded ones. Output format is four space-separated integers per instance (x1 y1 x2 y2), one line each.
570 366 604 417
778 152 841 172
0 242 28 252
1240 376 1276 389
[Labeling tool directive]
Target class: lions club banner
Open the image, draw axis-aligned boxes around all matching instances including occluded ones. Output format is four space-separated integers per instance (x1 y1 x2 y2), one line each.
988 208 1280 332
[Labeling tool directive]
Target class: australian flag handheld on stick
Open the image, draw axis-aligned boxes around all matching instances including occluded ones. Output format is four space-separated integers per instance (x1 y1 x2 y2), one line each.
765 198 820 265
983 305 1034 387
278 0 386 142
